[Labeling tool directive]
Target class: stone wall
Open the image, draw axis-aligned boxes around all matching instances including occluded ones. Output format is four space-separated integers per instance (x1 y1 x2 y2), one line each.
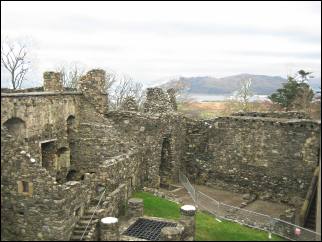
1 69 188 240
232 111 310 119
120 97 139 111
1 68 321 240
1 92 81 183
43 72 63 92
78 69 108 114
1 127 95 241
184 116 320 206
105 111 188 187
143 88 175 113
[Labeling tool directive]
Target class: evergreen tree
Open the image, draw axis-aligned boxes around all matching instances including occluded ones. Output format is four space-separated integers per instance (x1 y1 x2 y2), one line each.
269 71 314 111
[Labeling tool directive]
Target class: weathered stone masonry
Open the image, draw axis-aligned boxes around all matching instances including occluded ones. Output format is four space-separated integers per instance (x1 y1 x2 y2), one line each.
184 116 320 207
1 69 320 240
1 69 186 240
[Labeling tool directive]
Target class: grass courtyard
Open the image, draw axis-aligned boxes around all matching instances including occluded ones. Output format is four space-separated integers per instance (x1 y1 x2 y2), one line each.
132 191 284 241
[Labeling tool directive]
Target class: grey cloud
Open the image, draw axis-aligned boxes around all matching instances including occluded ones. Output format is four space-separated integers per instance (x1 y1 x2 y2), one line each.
227 50 321 60
45 15 321 45
38 41 126 53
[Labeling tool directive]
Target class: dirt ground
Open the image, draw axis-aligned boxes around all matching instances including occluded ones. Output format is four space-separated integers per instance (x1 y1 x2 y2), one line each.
168 184 290 219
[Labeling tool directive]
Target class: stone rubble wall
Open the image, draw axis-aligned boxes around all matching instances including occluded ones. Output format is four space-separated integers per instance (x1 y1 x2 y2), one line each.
78 69 109 114
1 127 95 241
104 183 128 218
232 111 310 119
43 72 64 92
1 93 81 184
143 88 175 113
1 68 321 240
184 116 320 207
120 97 139 112
105 111 188 187
1 93 80 140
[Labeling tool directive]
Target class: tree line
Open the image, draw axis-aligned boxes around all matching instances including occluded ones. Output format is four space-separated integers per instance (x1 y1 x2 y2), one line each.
1 38 320 115
1 38 144 110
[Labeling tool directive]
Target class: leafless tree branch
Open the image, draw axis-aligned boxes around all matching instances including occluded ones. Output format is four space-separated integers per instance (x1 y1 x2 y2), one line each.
1 39 30 89
107 73 144 110
55 62 85 88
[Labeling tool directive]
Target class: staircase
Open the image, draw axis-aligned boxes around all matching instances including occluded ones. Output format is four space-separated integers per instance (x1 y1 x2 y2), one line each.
70 208 99 241
299 166 319 232
304 191 317 231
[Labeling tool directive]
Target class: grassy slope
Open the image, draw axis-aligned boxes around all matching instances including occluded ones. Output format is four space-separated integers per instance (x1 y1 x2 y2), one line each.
132 191 284 241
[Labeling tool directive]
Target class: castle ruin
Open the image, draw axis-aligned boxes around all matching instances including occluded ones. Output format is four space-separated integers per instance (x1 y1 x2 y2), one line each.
1 69 320 240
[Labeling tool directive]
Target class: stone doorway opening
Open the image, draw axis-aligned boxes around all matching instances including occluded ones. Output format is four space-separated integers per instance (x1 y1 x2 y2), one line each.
67 115 76 164
40 140 56 173
159 134 173 186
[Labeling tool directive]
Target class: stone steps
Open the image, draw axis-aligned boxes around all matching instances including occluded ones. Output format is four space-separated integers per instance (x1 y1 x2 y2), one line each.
304 189 317 231
70 207 99 241
70 235 83 241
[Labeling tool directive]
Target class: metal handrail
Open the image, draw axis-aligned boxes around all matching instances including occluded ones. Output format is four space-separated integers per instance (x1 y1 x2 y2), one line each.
299 166 319 226
80 189 106 241
179 172 321 241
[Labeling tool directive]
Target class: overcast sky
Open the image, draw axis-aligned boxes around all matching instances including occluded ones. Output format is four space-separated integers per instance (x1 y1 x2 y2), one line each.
1 1 321 87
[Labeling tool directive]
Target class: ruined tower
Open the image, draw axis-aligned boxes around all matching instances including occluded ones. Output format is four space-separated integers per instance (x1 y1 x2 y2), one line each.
143 88 174 113
77 69 109 114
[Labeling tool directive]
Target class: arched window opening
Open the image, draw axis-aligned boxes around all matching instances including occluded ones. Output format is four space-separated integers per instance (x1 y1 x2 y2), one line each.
66 115 76 136
3 117 26 139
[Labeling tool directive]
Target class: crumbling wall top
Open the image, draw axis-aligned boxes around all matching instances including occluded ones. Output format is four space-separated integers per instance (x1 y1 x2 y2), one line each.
143 88 176 113
120 96 139 112
78 69 106 94
231 111 310 119
43 71 63 92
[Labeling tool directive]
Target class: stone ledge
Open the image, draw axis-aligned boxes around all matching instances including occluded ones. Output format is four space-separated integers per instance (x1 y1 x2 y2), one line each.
1 91 82 97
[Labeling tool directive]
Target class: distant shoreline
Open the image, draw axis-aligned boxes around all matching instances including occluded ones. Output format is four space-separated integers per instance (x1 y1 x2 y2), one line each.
185 93 269 102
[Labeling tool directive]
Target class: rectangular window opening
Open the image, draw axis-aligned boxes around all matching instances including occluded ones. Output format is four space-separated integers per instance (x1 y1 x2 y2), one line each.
22 181 29 193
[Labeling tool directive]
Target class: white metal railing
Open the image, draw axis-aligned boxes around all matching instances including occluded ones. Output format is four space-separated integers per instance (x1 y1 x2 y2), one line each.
179 172 197 204
179 172 321 241
80 189 106 241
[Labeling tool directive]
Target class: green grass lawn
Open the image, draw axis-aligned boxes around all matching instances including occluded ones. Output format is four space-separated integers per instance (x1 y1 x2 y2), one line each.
132 191 284 241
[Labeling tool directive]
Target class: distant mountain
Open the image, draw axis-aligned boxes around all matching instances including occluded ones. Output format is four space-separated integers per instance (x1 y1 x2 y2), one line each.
159 74 321 95
159 74 289 95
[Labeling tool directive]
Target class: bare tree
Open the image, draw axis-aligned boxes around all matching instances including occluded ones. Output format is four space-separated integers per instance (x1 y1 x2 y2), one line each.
236 78 253 111
108 73 144 110
1 39 30 89
104 71 118 91
56 62 85 88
